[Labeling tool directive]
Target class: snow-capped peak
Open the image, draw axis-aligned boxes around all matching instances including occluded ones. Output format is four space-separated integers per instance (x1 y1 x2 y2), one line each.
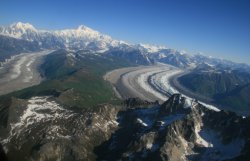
10 22 37 31
76 24 101 36
54 25 102 39
0 22 126 50
0 22 38 39
77 25 90 31
139 43 166 53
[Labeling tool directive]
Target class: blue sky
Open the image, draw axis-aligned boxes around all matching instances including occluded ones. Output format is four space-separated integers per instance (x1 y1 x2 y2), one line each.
1 0 250 64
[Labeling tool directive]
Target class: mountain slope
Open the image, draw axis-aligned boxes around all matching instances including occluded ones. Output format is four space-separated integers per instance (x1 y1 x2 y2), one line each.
0 35 40 62
178 64 250 111
215 83 250 111
4 49 141 108
0 96 120 161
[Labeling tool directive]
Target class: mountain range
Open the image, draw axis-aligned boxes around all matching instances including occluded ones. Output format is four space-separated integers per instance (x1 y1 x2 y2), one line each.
0 22 249 71
0 22 125 51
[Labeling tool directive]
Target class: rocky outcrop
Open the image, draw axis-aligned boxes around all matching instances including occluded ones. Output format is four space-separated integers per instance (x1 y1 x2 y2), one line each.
160 94 191 115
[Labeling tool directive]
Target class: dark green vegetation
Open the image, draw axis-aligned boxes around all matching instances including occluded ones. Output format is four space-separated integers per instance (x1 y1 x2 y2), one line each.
179 68 250 112
0 49 137 109
215 84 250 111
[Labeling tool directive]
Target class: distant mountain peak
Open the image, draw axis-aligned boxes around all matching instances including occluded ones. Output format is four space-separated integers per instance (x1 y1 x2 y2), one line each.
77 25 90 31
70 24 103 38
138 43 167 53
0 22 125 51
10 22 37 31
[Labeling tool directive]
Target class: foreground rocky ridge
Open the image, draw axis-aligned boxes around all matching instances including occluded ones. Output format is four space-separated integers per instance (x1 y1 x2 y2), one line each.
0 96 120 161
0 94 249 161
95 94 250 161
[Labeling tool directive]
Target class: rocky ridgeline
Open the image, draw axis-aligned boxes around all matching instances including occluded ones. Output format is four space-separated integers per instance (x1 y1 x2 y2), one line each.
0 94 249 161
95 94 250 161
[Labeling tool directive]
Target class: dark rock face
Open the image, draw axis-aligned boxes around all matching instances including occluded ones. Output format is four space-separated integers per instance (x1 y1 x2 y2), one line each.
0 35 40 62
0 95 249 161
160 94 191 115
0 143 8 161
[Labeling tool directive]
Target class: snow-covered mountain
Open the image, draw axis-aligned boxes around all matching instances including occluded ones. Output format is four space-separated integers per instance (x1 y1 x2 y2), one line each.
0 22 38 40
0 22 126 51
147 48 195 68
135 43 167 53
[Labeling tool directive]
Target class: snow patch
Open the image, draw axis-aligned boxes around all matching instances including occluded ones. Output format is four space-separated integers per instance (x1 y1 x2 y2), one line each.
199 130 245 161
195 122 213 147
136 118 148 127
1 96 74 145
